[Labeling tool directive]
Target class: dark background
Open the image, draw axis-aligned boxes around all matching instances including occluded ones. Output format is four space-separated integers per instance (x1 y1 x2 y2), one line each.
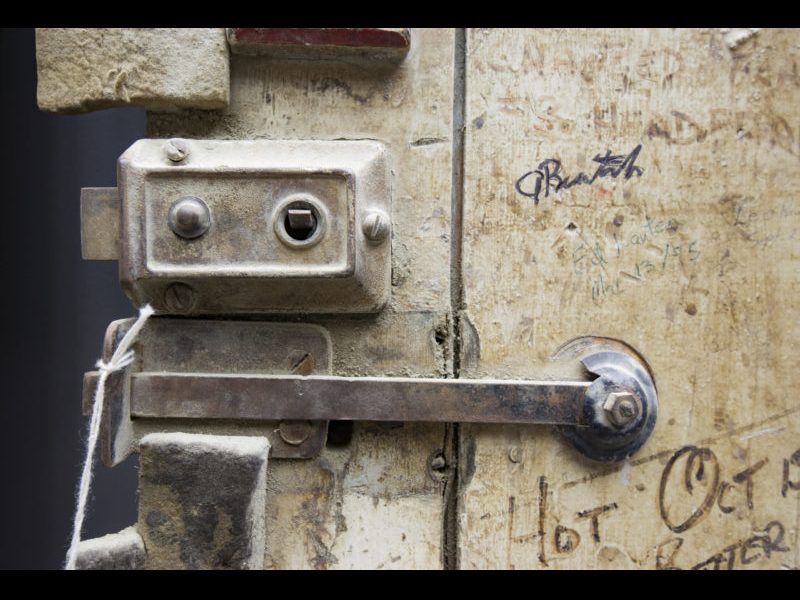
0 28 145 569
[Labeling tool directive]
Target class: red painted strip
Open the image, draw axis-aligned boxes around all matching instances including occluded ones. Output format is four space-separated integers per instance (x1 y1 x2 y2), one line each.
231 28 410 50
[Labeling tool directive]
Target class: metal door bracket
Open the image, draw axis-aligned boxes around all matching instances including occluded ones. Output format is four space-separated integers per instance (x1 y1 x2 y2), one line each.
84 319 657 464
82 318 333 466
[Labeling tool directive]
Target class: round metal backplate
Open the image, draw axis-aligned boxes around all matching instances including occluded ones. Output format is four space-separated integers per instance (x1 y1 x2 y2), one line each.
552 336 658 462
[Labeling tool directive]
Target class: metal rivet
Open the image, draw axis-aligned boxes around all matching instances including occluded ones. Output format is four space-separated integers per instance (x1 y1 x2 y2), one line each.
603 391 640 428
278 420 313 446
168 196 211 239
362 209 391 243
164 283 196 313
163 138 190 162
508 446 524 463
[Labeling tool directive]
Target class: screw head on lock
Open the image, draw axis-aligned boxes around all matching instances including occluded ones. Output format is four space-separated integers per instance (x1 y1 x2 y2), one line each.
362 209 391 243
163 138 190 163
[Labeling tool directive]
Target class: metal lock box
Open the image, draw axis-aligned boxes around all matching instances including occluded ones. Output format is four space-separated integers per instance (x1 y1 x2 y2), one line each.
83 139 392 314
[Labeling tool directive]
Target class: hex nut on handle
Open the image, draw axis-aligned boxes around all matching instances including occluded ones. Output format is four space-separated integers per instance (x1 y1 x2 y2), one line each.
163 138 190 163
362 209 391 243
603 391 640 428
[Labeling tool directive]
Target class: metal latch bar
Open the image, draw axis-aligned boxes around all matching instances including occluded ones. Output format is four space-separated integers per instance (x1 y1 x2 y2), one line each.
130 373 591 425
84 318 659 464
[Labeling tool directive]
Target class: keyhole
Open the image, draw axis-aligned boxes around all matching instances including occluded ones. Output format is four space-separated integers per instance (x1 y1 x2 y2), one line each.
273 194 326 249
284 207 317 241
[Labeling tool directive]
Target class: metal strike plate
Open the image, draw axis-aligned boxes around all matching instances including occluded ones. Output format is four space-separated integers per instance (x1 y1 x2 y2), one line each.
82 318 333 466
82 138 392 314
84 324 658 463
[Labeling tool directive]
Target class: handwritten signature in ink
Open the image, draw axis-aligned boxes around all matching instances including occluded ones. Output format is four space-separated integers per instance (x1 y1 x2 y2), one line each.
515 145 644 205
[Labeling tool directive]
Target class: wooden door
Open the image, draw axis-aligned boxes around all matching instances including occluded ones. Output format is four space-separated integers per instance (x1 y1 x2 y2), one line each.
456 28 800 570
39 28 800 569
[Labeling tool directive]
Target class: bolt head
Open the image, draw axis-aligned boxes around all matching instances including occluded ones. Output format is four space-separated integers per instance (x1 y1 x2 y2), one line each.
508 446 524 464
168 196 211 239
278 420 313 446
163 138 190 162
362 209 391 243
603 391 640 428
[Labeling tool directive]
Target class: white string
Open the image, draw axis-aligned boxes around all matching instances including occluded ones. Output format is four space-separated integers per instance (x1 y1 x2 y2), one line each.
65 304 155 570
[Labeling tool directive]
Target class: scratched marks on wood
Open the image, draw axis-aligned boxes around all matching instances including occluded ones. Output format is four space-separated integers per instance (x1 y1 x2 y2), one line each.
460 418 800 569
458 28 800 569
568 214 700 303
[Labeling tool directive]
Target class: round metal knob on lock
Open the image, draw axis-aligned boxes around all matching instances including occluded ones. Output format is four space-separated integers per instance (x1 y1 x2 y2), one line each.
168 196 211 239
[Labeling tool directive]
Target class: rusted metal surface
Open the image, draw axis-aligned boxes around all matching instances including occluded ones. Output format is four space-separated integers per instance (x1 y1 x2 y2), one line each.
227 28 410 61
130 373 590 424
94 319 135 467
80 187 119 260
82 317 333 465
230 28 410 49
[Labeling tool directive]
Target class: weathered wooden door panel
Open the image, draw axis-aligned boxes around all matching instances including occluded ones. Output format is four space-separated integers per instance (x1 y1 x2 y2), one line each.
38 27 800 570
147 29 457 569
457 28 800 569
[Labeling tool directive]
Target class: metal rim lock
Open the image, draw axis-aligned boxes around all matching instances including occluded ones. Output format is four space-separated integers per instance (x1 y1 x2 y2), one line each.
272 194 328 249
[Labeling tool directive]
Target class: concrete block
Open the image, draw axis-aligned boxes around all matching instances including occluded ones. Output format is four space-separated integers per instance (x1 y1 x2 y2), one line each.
138 432 269 570
74 526 145 570
36 28 229 113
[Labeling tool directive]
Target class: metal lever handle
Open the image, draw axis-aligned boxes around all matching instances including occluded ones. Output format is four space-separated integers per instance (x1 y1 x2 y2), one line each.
127 338 657 463
84 323 658 463
130 374 590 425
